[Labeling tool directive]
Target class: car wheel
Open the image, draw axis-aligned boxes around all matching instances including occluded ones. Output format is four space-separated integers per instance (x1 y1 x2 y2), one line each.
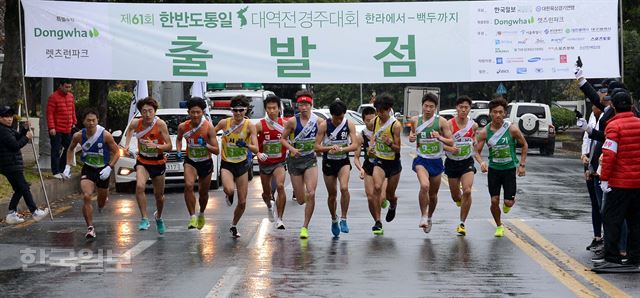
116 182 135 193
476 115 490 127
518 113 539 135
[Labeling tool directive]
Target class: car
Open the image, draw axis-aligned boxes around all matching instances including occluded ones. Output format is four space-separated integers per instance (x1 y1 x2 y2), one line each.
505 102 556 156
111 108 230 193
357 103 374 115
439 100 491 127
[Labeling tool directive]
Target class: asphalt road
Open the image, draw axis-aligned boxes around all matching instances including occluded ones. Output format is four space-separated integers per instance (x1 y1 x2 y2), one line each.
0 136 638 297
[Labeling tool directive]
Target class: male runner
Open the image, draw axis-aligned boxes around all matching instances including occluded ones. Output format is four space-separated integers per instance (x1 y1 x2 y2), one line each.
315 100 358 237
475 97 528 237
408 93 454 234
176 98 219 230
123 97 172 234
255 94 288 229
280 90 322 239
213 95 259 238
445 96 478 236
369 93 403 235
63 109 119 239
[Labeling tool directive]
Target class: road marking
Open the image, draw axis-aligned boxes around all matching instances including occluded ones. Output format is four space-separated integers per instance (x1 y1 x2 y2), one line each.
121 240 157 259
206 266 243 298
494 220 598 298
12 205 73 229
247 218 270 249
508 219 631 298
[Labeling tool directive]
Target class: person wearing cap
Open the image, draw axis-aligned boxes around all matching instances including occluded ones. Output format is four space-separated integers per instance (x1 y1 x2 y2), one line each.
0 106 50 224
213 95 259 238
62 108 119 239
47 79 76 179
176 97 219 231
280 90 322 239
595 90 640 271
582 104 604 252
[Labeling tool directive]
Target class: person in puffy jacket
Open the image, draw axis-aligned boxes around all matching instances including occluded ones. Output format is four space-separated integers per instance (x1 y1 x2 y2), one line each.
46 79 76 178
0 106 49 224
599 90 640 267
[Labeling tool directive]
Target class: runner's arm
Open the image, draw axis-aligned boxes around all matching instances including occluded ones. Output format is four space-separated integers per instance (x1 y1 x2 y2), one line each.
510 124 528 166
280 117 297 152
123 119 138 151
104 131 120 168
66 132 82 165
353 134 364 171
343 121 359 153
314 121 332 153
247 123 259 154
390 122 402 153
408 116 417 142
437 117 455 146
206 124 219 155
474 128 487 164
175 123 185 154
157 120 173 151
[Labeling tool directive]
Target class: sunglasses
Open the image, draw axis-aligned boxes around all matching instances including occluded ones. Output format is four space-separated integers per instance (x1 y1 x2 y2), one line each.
231 108 247 113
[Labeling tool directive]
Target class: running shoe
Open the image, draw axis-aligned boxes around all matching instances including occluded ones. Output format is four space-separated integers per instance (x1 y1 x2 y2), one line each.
299 227 309 239
85 226 96 239
188 216 197 229
267 207 275 223
372 221 384 235
32 208 49 222
385 206 396 222
138 218 150 230
381 199 389 209
419 218 432 233
331 220 340 237
502 204 511 214
5 211 24 224
494 225 504 237
156 218 166 235
275 219 285 230
455 200 462 207
226 192 234 206
340 219 349 233
456 223 466 236
230 226 241 238
196 214 205 230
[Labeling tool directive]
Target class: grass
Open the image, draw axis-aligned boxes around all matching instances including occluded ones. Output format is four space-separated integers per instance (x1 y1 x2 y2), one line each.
0 162 82 200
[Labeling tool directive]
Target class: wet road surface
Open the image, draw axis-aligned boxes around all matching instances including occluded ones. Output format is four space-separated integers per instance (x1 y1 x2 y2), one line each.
1 138 638 297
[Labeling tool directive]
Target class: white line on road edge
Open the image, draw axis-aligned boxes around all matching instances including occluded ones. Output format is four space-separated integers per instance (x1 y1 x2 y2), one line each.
121 240 157 260
206 266 243 298
247 218 270 249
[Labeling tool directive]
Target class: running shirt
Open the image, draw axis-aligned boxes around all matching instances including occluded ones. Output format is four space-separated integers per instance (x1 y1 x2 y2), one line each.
361 130 376 164
184 119 212 162
446 117 475 161
415 115 443 159
323 118 350 161
221 117 250 163
258 117 286 165
290 114 318 158
136 119 167 165
373 116 400 161
81 128 109 168
486 122 519 170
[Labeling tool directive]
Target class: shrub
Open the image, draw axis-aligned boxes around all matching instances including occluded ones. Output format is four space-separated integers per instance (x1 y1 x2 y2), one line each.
551 106 575 132
75 90 133 131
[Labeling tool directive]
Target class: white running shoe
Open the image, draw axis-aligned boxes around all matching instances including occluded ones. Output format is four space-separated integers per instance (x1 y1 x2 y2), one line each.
267 207 275 222
85 226 96 239
275 219 285 230
419 217 432 234
32 208 50 222
5 212 25 224
53 173 64 180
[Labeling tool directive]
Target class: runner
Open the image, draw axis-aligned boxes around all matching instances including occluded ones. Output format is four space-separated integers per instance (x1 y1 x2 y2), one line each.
175 97 219 230
369 93 403 235
123 97 173 234
315 100 358 237
408 93 454 234
62 109 118 239
213 95 259 238
255 94 288 229
444 96 478 236
280 90 321 239
475 97 528 237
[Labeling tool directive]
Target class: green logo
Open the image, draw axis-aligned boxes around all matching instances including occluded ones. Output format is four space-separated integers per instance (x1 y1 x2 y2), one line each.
237 6 249 28
33 27 99 40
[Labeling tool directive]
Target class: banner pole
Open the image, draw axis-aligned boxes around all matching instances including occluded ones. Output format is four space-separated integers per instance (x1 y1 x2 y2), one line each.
18 0 54 220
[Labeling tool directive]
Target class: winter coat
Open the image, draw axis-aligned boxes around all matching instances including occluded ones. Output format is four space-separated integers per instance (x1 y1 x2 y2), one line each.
600 112 640 189
0 123 29 173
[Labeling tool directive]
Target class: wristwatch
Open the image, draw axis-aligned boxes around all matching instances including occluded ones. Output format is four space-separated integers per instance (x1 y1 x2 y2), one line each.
519 163 526 167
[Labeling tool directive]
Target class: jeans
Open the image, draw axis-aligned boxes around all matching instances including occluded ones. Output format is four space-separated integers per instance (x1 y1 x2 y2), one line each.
50 133 72 175
3 170 37 213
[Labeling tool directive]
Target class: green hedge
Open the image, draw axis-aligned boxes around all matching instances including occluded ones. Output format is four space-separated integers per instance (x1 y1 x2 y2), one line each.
76 91 133 131
551 106 575 132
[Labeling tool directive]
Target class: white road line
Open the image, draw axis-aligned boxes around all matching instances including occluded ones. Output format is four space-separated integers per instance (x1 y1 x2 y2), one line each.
206 266 243 298
247 218 270 249
121 240 157 259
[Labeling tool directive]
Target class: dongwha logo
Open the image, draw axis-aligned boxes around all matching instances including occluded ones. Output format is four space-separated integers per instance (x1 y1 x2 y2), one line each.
34 27 100 40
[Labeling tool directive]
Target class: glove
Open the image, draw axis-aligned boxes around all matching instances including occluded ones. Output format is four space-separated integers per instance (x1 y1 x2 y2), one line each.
574 67 587 86
198 136 206 146
600 181 611 193
576 118 592 133
236 140 247 148
62 165 71 179
99 166 112 180
258 152 268 161
175 151 183 160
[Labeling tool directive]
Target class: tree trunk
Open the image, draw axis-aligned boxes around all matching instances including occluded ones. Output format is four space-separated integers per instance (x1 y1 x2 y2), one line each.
0 0 23 108
88 80 109 127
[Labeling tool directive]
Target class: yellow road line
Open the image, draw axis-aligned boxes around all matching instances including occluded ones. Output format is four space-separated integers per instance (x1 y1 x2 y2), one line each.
13 205 73 229
492 220 598 298
508 219 631 298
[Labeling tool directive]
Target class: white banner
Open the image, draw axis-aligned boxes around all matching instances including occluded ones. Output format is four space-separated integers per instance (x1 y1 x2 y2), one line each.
23 0 619 83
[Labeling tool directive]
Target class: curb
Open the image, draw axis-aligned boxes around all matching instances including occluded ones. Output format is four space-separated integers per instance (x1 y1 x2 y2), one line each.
0 174 81 214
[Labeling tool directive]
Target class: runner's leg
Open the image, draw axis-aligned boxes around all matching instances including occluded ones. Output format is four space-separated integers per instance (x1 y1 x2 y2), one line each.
459 171 474 223
273 166 287 219
302 165 318 228
427 175 441 219
364 174 379 221
324 173 339 221
134 165 151 218
184 163 198 216
232 172 249 226
151 174 166 218
415 165 430 217
198 172 212 213
338 165 351 219
81 179 96 227
259 171 274 209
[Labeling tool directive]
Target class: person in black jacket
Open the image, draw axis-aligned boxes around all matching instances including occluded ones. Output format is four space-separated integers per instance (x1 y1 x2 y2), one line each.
0 106 49 224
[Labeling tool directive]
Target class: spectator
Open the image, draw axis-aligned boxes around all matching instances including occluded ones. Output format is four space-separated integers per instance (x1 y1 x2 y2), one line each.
47 79 76 178
0 106 50 224
582 104 603 251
